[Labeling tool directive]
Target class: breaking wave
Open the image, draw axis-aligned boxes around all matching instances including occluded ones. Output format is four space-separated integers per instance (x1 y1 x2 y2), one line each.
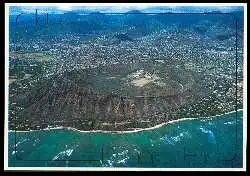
199 126 216 144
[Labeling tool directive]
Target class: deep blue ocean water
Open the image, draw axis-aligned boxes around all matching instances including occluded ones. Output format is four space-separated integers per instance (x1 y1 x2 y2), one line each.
8 110 243 168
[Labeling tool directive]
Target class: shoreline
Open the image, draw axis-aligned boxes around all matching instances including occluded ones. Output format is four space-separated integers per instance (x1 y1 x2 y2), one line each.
8 109 243 134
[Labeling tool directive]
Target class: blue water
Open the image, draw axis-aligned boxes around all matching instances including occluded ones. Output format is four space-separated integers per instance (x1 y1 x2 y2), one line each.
8 110 243 168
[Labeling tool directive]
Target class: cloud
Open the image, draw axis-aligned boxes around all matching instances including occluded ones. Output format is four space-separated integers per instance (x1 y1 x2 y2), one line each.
57 4 72 11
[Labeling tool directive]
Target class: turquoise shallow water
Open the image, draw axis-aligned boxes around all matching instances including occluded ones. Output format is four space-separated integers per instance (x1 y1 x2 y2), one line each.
8 110 243 168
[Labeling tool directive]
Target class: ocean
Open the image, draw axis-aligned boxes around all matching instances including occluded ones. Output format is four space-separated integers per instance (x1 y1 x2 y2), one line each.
8 110 243 168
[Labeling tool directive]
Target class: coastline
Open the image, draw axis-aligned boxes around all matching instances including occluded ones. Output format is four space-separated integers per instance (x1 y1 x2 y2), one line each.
8 109 243 134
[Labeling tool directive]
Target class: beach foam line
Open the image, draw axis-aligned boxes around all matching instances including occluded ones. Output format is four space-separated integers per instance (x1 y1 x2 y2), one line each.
8 109 243 134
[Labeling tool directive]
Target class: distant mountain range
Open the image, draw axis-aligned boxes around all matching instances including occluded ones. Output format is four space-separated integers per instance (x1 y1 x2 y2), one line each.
9 9 243 41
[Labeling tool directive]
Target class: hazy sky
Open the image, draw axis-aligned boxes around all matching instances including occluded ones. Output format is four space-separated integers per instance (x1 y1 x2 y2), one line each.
9 5 243 15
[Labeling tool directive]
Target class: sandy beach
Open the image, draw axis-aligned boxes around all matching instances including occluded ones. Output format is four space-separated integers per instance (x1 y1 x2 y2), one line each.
8 109 243 134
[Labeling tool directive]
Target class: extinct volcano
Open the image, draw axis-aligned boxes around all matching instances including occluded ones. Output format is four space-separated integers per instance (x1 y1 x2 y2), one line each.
10 61 197 131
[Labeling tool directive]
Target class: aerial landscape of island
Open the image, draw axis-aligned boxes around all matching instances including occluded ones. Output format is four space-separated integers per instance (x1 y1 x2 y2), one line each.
8 7 243 133
6 4 246 169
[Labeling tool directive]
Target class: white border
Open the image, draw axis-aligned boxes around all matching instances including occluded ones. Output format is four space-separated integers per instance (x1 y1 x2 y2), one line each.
4 3 247 171
5 3 10 171
242 4 247 171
